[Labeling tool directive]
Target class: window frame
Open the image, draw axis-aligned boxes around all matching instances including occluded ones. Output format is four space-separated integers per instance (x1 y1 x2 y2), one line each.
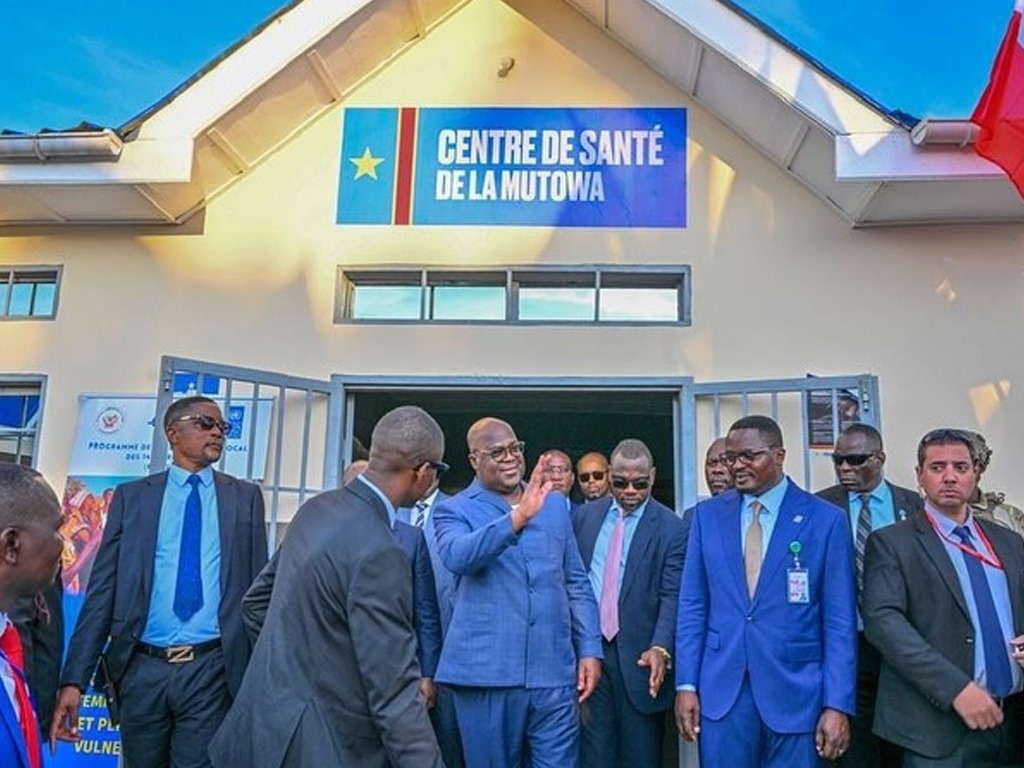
335 265 691 326
0 265 63 320
0 375 47 467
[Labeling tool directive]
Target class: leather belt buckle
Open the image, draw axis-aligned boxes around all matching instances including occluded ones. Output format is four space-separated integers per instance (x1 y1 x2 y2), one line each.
166 645 196 664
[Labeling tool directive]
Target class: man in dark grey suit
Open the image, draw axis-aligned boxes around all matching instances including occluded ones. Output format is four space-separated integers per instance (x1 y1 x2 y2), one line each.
817 423 922 768
209 405 447 768
864 428 1024 766
51 396 268 768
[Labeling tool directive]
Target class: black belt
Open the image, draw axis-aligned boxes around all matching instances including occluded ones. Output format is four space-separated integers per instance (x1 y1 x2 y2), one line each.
136 638 221 664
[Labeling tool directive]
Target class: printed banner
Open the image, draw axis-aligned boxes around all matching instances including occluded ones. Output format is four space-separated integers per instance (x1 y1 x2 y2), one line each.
336 106 687 227
50 395 272 768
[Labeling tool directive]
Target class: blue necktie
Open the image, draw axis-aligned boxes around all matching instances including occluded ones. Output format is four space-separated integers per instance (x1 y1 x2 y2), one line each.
174 475 204 622
952 525 1013 696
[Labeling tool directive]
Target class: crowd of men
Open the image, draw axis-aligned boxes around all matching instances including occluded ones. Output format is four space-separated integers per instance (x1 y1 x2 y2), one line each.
4 395 1024 767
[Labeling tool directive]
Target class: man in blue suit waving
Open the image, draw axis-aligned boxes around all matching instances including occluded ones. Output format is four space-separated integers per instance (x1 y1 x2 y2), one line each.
676 415 856 767
434 417 602 768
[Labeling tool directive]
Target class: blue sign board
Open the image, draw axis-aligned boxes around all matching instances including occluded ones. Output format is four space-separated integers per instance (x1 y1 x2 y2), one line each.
337 107 687 227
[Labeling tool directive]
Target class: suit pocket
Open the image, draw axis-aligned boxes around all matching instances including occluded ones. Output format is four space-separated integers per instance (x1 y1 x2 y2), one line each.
706 630 721 650
784 641 821 663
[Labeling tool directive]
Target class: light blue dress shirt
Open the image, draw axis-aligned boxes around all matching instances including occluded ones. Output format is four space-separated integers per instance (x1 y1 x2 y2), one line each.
740 476 789 561
588 498 649 603
846 479 897 534
358 473 397 529
929 505 1021 694
143 464 221 645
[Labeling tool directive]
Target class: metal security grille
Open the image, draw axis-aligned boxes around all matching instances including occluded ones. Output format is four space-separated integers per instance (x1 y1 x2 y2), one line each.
680 374 881 510
149 357 335 552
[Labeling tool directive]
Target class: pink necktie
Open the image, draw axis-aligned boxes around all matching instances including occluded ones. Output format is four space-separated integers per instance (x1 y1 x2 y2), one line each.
600 512 625 641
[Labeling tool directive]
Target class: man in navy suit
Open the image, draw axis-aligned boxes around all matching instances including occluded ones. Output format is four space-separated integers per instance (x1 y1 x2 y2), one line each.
0 465 64 768
676 415 856 768
573 439 687 767
434 417 602 768
816 423 922 768
52 396 268 768
397 477 463 768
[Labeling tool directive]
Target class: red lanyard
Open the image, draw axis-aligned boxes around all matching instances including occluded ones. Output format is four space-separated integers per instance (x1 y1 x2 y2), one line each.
926 512 1004 570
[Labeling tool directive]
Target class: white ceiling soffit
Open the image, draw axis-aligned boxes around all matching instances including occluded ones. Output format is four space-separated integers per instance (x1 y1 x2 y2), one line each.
569 0 1024 225
0 0 466 227
2 0 1022 227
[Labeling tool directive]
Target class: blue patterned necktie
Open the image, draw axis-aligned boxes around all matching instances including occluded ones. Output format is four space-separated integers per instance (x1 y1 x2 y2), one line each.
952 525 1013 696
413 500 428 529
174 474 204 622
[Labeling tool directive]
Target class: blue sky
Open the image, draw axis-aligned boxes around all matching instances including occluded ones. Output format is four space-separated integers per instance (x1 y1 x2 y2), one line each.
0 0 1016 133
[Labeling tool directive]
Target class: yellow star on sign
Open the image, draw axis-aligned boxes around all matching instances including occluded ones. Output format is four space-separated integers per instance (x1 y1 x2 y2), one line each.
350 147 385 180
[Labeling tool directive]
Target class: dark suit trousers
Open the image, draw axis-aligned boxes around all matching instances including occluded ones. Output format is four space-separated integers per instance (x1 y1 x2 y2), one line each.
901 693 1024 767
119 648 231 768
431 684 465 768
580 638 664 768
830 633 901 768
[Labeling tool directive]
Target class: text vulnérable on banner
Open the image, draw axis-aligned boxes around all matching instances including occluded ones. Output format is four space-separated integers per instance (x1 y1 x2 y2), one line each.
336 107 687 227
51 395 272 768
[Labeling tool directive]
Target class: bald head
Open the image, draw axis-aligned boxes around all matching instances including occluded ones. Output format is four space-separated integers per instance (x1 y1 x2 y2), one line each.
0 465 61 529
369 406 444 472
467 417 524 494
0 465 63 609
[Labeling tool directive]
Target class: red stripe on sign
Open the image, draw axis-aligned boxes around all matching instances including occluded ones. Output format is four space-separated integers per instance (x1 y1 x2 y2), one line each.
393 107 417 225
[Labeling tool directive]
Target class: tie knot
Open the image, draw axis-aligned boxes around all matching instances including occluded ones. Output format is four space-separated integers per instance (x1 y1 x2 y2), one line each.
415 500 428 512
952 525 974 544
187 474 201 488
750 500 762 519
859 493 872 507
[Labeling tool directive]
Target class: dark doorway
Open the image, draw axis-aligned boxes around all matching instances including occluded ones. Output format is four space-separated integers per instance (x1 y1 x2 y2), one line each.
351 388 677 509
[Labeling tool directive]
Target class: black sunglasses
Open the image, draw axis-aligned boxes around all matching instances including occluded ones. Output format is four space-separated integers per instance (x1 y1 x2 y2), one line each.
176 414 232 433
421 460 450 477
611 477 650 491
579 471 606 482
831 453 875 467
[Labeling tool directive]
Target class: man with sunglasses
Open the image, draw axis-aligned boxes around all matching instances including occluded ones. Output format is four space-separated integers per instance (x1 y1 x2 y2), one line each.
572 439 686 768
577 452 612 502
52 396 268 768
816 424 922 768
434 417 602 768
863 428 1024 766
210 405 447 767
676 415 857 768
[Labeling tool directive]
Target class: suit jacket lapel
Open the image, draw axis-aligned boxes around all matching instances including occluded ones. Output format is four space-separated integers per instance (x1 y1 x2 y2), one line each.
577 498 612 568
137 472 169 617
715 496 748 604
754 485 807 602
980 519 1024 630
914 514 971 621
216 471 238 598
621 507 656 602
0 685 28 768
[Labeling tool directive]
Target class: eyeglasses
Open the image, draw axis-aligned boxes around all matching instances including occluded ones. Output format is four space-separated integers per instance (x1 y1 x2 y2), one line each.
176 414 232 433
579 471 606 483
421 460 450 477
831 453 876 467
611 476 651 491
722 448 776 466
474 441 525 462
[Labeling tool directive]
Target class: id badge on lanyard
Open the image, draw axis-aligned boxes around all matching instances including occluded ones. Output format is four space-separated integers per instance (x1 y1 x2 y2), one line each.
787 541 810 604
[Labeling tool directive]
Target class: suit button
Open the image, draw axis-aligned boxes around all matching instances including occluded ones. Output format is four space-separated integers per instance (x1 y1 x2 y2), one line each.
746 615 753 622
966 637 974 644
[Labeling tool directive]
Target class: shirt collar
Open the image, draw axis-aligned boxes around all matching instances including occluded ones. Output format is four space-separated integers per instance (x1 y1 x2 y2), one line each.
925 501 977 537
168 463 214 487
847 477 885 504
610 497 650 519
357 474 397 527
742 475 789 516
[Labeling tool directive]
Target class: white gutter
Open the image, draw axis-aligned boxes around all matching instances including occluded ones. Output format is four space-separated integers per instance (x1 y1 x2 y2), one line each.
0 129 124 161
910 119 980 147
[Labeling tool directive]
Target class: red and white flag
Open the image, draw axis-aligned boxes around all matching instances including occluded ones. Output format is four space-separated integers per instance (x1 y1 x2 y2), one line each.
972 0 1024 198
